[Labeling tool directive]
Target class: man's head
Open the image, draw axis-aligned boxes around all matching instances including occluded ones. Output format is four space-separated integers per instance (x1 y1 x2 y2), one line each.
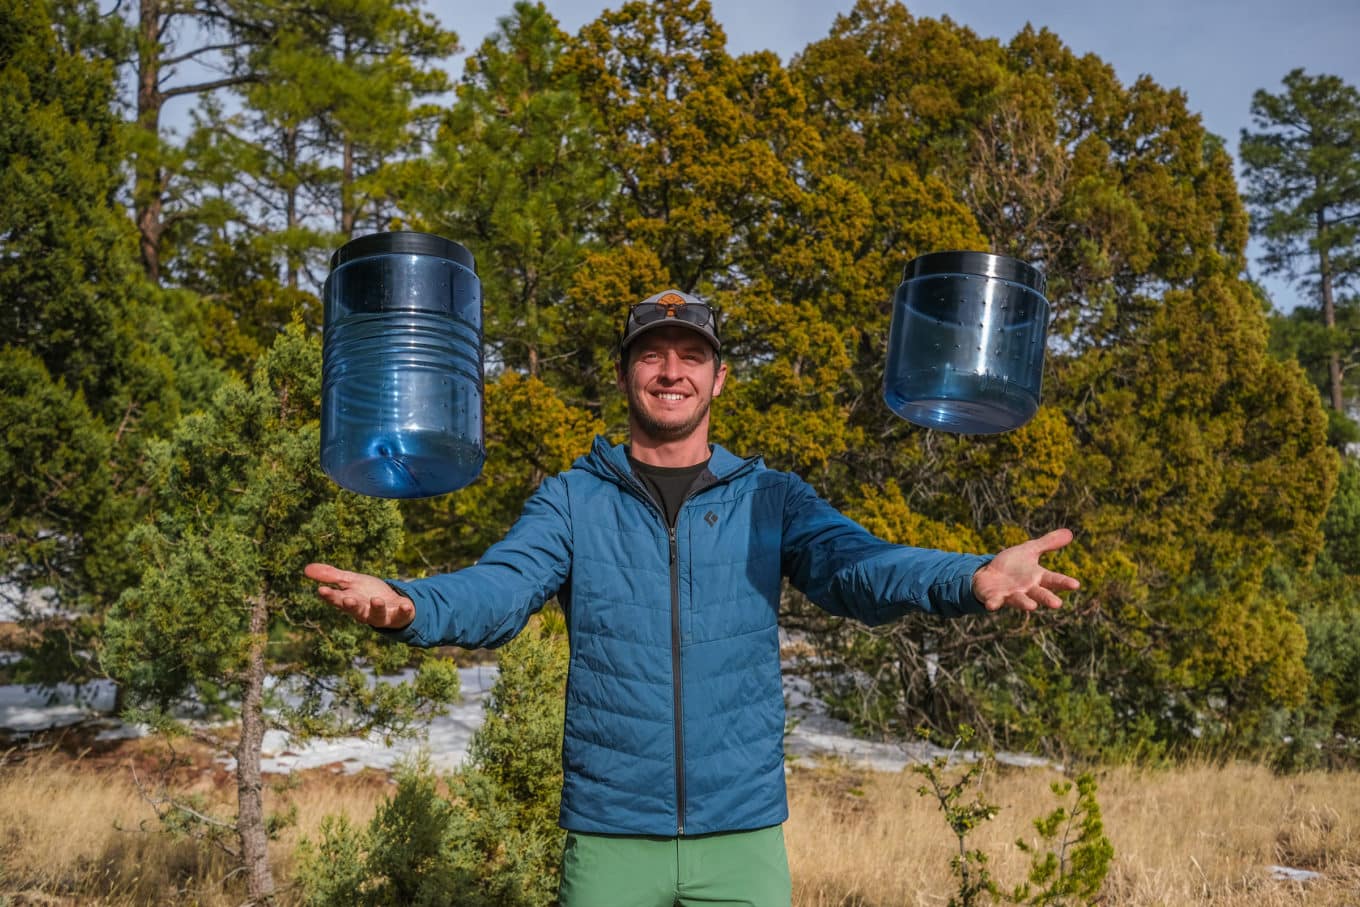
616 290 727 447
618 289 721 367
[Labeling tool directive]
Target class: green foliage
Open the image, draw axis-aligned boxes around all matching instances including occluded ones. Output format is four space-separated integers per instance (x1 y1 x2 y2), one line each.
298 619 569 907
912 727 1000 907
1242 69 1360 421
7 0 1358 786
1 0 221 674
101 326 458 897
1241 70 1360 297
913 729 1112 907
103 324 451 724
0 347 111 604
1009 774 1113 906
402 1 613 388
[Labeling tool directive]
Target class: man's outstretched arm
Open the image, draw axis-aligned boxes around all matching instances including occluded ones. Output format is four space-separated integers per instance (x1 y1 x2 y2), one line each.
970 528 1079 613
304 563 415 630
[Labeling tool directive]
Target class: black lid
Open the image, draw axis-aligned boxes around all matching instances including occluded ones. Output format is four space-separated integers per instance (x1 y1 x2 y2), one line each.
329 231 476 273
903 250 1045 295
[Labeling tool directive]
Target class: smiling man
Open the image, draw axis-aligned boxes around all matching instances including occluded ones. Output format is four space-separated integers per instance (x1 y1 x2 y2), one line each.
306 287 1079 907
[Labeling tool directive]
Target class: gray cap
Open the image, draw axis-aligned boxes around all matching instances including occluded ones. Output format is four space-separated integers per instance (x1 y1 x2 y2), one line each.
619 288 721 355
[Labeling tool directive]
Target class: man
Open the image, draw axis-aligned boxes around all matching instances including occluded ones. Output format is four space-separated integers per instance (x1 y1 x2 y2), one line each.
306 288 1079 907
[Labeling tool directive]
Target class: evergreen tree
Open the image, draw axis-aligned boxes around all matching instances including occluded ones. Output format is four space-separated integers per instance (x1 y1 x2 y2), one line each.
102 326 460 904
298 618 569 907
1 0 216 624
393 2 610 574
403 1 612 385
788 1 1333 757
1241 69 1360 433
566 0 888 471
161 0 458 376
125 0 275 282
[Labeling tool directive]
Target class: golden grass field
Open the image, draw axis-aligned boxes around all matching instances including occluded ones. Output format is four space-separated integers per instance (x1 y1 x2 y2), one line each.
1 737 1357 906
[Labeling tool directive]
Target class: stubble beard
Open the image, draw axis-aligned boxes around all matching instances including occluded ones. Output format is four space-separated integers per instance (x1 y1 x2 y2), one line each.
627 384 713 443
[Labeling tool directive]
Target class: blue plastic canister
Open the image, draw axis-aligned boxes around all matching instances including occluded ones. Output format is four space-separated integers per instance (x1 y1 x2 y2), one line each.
320 232 485 498
883 251 1049 434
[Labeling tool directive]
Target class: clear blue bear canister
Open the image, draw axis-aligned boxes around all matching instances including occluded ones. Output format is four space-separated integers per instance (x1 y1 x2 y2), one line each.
320 231 485 498
883 250 1049 434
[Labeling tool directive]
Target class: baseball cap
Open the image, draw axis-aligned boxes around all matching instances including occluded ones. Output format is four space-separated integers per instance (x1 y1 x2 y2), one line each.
619 289 722 356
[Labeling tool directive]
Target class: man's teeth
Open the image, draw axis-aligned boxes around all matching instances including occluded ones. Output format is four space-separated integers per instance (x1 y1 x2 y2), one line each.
657 392 684 400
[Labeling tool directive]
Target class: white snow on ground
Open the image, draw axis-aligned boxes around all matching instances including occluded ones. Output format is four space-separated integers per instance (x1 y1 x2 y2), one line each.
0 655 1038 774
251 664 499 775
0 583 64 623
1268 865 1323 882
0 678 119 734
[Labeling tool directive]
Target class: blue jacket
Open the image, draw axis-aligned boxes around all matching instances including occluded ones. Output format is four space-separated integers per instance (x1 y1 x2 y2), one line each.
387 437 991 836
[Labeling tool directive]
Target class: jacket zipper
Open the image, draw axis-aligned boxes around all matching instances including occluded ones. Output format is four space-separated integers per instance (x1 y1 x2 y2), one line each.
668 524 684 835
596 449 760 836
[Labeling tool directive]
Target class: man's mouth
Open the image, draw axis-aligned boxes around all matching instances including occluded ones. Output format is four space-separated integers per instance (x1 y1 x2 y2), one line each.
653 391 687 401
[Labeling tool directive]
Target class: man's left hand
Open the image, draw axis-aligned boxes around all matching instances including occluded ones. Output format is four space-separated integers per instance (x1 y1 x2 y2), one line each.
972 528 1079 613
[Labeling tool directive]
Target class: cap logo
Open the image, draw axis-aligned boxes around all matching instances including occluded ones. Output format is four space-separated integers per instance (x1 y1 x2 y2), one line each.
657 292 687 315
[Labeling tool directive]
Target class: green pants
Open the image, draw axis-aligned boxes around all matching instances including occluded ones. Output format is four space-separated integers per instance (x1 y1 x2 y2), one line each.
558 824 792 907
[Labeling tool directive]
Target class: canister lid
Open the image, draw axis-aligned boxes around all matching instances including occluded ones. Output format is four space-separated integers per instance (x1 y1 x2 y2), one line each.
903 250 1045 295
330 231 476 273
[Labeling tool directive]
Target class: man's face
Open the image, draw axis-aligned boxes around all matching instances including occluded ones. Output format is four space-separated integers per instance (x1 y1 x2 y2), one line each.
617 326 728 444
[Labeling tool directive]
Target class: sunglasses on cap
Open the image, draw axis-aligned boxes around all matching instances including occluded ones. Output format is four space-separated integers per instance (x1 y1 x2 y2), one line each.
620 289 722 354
627 300 718 330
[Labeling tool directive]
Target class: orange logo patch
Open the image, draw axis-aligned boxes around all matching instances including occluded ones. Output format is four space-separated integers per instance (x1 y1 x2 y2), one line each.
657 292 687 313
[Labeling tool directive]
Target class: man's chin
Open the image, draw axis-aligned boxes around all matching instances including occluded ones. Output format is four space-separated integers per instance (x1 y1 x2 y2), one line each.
634 410 709 443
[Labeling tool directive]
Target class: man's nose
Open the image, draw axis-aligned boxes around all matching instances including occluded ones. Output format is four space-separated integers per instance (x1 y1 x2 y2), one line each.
657 350 684 379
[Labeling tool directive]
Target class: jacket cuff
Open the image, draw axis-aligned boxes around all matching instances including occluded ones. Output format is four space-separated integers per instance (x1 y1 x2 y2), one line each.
952 555 994 614
372 579 425 645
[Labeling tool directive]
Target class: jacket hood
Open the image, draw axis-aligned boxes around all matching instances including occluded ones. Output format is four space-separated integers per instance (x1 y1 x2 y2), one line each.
575 436 756 485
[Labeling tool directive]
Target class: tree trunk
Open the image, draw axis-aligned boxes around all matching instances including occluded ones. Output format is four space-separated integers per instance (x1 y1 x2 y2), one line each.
236 594 275 905
286 125 299 290
1318 209 1344 413
135 0 166 284
341 136 356 237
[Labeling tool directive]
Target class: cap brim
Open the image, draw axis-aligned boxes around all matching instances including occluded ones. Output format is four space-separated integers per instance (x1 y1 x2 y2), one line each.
622 319 721 353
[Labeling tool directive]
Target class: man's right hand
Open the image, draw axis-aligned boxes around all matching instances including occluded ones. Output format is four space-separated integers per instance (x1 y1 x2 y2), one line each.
304 563 416 630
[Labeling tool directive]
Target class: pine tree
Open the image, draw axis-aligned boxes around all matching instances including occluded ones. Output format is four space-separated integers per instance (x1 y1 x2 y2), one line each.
402 1 613 385
1 0 218 624
102 325 461 904
1241 69 1360 431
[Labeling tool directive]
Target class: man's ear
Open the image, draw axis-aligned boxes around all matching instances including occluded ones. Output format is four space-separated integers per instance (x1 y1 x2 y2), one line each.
712 360 728 398
615 357 627 393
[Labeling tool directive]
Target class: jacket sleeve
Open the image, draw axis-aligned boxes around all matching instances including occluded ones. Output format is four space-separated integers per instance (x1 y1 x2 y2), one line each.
380 474 574 649
780 473 991 625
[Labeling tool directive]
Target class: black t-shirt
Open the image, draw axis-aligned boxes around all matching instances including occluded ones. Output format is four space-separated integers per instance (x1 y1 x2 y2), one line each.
627 453 710 528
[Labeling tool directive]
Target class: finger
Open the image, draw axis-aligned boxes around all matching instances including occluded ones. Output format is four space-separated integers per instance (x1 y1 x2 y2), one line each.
324 593 369 623
338 593 370 618
1032 587 1064 609
315 585 349 608
1006 592 1039 612
370 596 412 628
1041 570 1080 592
1028 528 1074 555
305 563 356 586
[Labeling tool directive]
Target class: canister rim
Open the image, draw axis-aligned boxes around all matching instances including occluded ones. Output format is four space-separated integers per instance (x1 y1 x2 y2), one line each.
903 250 1045 294
330 231 476 273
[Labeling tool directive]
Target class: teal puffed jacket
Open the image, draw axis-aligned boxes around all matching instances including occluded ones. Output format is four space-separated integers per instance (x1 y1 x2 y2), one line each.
386 437 991 836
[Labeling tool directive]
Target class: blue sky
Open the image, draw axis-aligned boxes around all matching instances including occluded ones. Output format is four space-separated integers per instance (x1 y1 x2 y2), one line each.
427 0 1360 312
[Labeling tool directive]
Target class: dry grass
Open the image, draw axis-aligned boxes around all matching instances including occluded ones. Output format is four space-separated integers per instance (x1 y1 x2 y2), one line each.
2 739 1357 905
785 759 1360 906
0 742 388 905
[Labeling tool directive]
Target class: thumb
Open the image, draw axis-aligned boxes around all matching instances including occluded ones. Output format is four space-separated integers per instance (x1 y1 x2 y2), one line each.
1028 528 1074 556
305 563 354 585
